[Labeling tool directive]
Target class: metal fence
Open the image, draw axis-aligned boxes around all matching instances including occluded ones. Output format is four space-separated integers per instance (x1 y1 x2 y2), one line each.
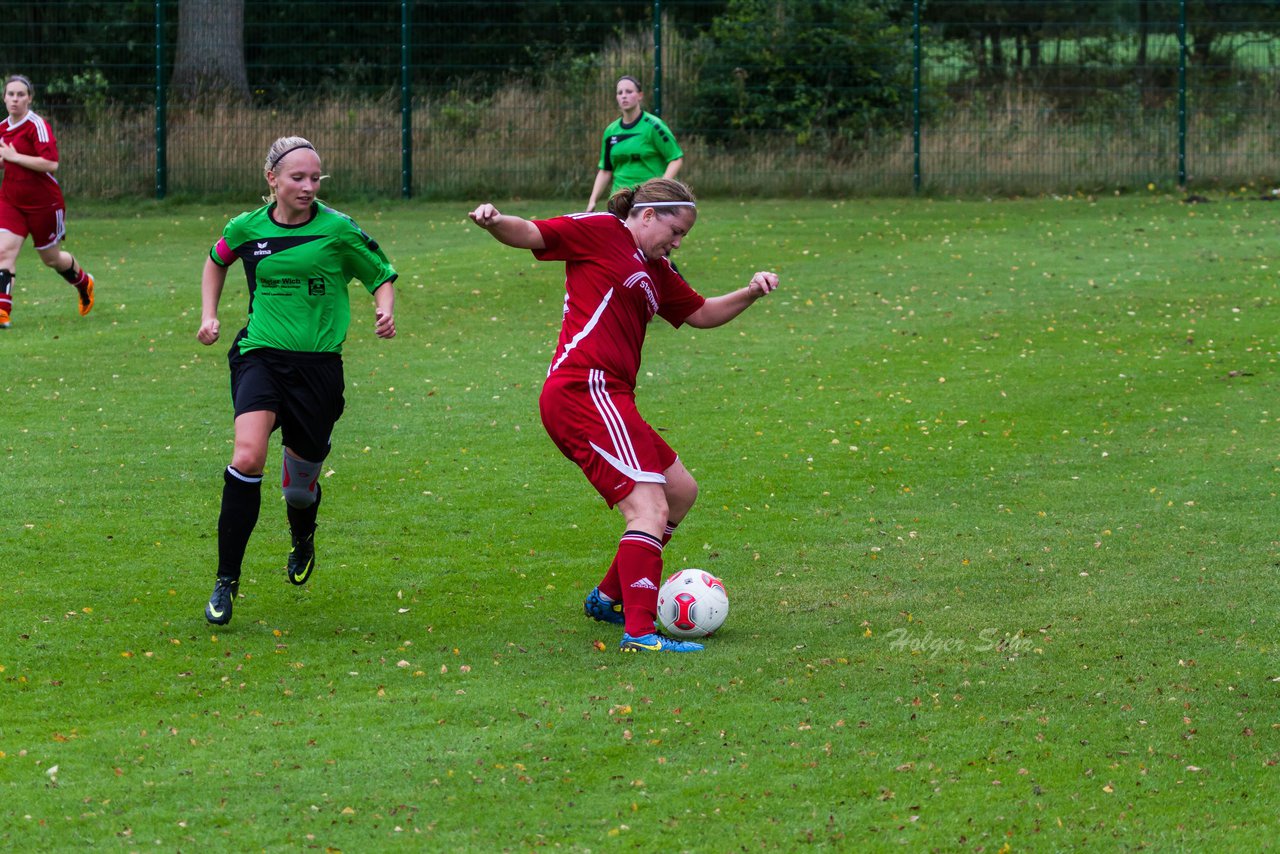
7 1 1280 200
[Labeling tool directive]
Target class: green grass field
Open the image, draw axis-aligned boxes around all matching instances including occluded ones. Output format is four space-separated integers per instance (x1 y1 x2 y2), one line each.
1 194 1276 850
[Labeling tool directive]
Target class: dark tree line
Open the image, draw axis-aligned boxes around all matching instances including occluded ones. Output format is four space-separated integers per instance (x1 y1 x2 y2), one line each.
6 0 1277 127
11 1 1276 94
924 0 1280 76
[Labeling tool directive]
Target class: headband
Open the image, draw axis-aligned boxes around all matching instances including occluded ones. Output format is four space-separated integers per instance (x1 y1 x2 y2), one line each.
269 143 316 170
633 201 696 209
6 75 33 97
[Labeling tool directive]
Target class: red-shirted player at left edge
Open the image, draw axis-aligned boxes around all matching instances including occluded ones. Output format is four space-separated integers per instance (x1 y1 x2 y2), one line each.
0 74 96 329
469 177 779 653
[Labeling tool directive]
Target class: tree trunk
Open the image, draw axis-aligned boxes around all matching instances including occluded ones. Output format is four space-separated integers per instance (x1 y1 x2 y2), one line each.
171 0 249 103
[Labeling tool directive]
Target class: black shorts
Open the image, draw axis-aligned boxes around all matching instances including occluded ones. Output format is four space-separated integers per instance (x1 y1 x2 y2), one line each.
228 346 345 462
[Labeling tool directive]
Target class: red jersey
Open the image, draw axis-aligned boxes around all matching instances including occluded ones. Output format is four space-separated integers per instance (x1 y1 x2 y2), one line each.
532 213 705 388
0 111 64 209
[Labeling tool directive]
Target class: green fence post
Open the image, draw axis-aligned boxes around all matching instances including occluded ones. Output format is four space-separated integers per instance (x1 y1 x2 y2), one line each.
652 0 662 116
1177 0 1187 187
912 0 921 194
401 0 412 199
155 0 166 200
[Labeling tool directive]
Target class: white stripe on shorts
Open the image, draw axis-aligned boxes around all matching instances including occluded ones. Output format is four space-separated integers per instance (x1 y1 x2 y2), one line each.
588 369 639 470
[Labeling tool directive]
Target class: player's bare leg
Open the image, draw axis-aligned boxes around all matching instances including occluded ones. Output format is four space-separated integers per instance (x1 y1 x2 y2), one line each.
36 242 94 316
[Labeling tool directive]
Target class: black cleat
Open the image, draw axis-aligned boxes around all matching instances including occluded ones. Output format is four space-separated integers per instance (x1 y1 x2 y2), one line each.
286 532 315 585
205 575 238 625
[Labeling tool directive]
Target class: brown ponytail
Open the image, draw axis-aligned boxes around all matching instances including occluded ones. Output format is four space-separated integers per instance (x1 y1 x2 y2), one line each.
607 177 696 220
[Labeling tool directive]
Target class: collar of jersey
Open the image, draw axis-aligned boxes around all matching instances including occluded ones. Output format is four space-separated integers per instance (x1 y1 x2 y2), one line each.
618 111 646 130
268 201 320 229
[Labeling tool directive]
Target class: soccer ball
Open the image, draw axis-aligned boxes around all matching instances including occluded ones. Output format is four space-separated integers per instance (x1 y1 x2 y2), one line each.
657 569 729 638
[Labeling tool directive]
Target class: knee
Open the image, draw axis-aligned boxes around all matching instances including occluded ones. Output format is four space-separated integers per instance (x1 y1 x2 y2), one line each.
230 448 267 477
621 483 670 531
281 453 322 508
679 477 699 507
666 470 699 514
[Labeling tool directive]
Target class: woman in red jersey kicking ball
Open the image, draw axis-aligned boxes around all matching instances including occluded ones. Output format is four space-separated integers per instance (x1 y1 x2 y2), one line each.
0 75 96 329
470 178 778 653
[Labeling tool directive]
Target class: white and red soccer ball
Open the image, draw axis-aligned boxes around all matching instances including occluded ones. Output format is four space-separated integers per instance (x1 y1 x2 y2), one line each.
657 569 729 638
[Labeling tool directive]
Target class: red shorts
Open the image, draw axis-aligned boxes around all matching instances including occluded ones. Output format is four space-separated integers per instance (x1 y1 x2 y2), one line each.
540 368 677 507
0 197 65 250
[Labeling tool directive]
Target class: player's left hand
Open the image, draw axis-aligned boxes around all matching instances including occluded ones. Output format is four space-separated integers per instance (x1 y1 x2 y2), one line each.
375 308 396 339
749 271 779 298
469 204 502 229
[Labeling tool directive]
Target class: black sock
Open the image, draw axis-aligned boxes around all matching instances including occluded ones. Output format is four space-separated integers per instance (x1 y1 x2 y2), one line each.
217 466 262 579
58 256 80 285
286 482 321 542
0 270 12 317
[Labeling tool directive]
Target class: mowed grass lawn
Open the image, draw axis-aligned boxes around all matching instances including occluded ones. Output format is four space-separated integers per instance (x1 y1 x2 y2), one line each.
1 193 1276 850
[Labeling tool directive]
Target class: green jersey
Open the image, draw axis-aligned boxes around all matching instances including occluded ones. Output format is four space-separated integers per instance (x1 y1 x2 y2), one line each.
211 202 396 355
597 111 683 192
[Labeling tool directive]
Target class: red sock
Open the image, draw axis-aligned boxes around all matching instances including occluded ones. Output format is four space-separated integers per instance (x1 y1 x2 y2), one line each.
598 556 622 601
602 524 676 602
616 530 664 637
662 520 678 546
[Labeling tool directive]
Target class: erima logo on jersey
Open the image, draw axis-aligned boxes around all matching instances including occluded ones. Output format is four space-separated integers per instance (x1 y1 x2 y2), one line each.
629 578 659 591
253 241 272 256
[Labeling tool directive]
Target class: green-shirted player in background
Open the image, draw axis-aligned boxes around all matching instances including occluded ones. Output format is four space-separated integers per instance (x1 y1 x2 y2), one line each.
585 75 684 212
196 136 398 626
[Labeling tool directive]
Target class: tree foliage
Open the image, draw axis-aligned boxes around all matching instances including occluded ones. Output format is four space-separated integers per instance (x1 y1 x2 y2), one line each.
685 0 911 149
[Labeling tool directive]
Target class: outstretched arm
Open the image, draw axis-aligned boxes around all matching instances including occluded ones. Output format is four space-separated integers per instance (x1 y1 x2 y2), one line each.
684 271 779 329
468 204 546 250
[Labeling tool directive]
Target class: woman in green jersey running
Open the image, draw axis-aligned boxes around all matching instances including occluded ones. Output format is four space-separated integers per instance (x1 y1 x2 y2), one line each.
196 136 397 626
585 75 684 212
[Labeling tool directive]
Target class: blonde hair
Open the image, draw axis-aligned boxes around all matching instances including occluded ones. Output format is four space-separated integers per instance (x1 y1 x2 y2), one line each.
607 177 696 220
262 135 322 203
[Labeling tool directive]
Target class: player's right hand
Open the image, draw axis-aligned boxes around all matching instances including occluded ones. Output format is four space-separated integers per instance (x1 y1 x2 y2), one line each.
197 318 220 345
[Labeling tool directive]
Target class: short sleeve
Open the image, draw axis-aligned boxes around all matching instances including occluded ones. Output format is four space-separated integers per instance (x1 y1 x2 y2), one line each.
597 129 611 171
532 214 608 262
341 222 397 294
212 210 252 266
209 237 238 267
655 259 705 327
652 117 683 163
33 127 59 162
